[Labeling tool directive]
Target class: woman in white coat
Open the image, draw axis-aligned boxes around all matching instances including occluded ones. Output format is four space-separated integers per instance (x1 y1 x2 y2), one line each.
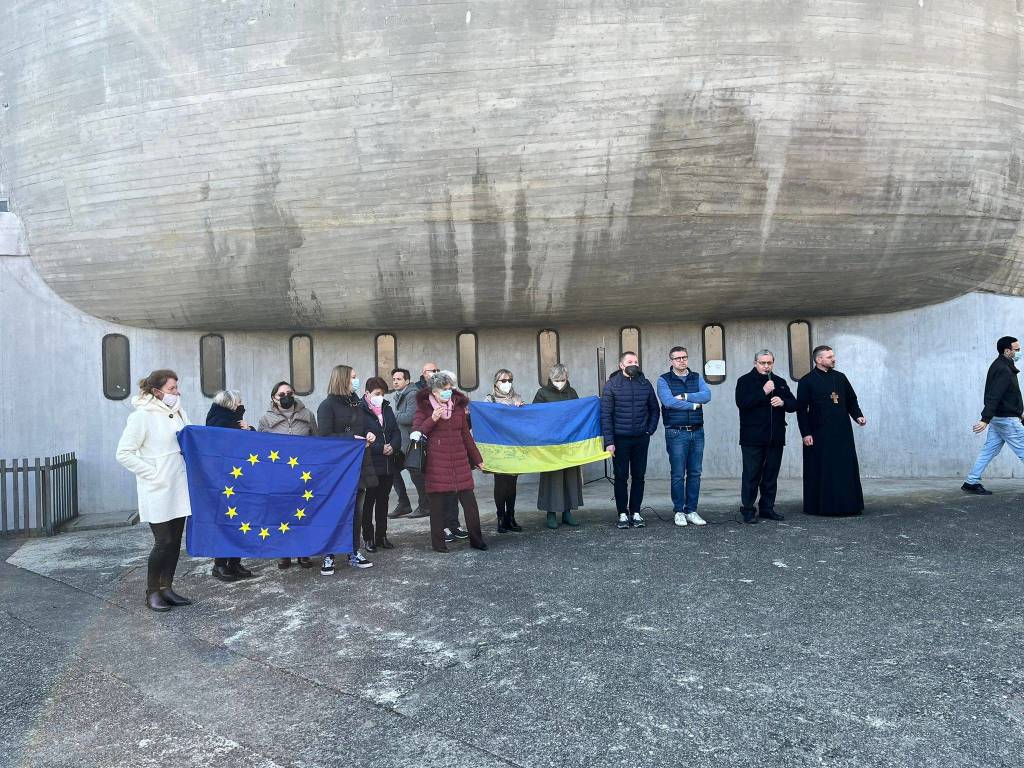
116 369 193 612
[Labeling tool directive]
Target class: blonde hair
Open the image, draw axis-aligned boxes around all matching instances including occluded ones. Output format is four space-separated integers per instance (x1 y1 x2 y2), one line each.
327 365 354 396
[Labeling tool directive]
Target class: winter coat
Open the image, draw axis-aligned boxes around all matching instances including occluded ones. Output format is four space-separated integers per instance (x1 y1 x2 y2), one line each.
735 368 798 446
257 400 317 436
412 388 483 493
115 394 192 524
393 384 419 452
600 370 660 444
359 397 403 476
533 380 579 403
980 355 1024 422
317 393 377 489
205 403 254 430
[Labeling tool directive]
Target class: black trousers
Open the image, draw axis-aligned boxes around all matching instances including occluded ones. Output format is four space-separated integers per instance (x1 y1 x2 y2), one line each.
407 468 431 513
740 444 785 512
612 434 650 514
493 474 518 515
148 516 186 593
392 465 411 505
362 474 394 543
213 557 241 568
427 491 485 550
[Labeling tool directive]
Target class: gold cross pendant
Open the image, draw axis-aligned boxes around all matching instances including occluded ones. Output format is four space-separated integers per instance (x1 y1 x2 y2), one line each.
830 391 839 404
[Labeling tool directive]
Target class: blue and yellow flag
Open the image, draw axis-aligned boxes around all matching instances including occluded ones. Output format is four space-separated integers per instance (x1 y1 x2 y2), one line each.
178 426 364 558
471 397 611 475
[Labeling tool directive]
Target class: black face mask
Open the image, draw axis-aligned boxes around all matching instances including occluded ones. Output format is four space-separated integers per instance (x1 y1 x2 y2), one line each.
624 365 642 378
278 394 295 409
234 405 246 417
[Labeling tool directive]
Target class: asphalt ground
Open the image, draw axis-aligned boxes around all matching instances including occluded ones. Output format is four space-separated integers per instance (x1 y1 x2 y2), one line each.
1 479 1021 768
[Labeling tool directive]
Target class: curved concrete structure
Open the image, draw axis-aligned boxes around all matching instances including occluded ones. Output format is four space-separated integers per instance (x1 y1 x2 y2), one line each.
2 0 1024 329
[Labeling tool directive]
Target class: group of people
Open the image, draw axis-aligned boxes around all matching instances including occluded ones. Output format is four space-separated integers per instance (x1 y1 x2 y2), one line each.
115 335 1024 613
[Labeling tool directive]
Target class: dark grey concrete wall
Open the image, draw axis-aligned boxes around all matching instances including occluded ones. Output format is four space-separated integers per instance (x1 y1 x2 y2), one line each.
2 1 1024 330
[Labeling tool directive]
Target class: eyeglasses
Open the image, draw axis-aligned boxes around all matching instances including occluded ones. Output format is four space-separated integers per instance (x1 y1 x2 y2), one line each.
671 356 688 361
425 369 439 374
276 391 294 397
497 378 513 384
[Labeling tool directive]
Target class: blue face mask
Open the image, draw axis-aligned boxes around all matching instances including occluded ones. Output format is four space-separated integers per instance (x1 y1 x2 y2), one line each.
1015 351 1022 363
438 389 453 401
351 378 360 393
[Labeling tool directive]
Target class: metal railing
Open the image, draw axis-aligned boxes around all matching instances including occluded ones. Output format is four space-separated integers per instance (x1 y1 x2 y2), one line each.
0 453 79 537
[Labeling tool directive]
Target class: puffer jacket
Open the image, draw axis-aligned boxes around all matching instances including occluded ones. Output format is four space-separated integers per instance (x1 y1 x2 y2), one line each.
600 370 660 444
412 388 483 493
257 400 317 435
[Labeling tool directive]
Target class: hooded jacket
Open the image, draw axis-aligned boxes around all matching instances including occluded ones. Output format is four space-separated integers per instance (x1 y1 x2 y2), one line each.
412 388 483 493
257 399 317 436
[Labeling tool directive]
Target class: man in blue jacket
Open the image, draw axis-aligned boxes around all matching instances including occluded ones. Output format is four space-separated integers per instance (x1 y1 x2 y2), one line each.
601 351 660 529
656 346 712 527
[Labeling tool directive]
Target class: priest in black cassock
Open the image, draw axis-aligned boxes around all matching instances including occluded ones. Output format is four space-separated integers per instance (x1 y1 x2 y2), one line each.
796 345 867 516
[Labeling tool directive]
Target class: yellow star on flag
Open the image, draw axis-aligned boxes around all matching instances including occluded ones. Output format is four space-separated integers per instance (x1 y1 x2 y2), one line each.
278 522 290 533
300 471 312 483
287 456 299 468
247 453 260 466
294 508 306 520
225 506 238 519
258 527 270 540
239 522 251 533
302 490 314 501
230 466 243 479
223 486 235 498
268 450 280 462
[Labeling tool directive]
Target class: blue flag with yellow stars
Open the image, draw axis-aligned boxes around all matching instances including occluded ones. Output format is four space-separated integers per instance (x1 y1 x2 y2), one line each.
178 425 364 558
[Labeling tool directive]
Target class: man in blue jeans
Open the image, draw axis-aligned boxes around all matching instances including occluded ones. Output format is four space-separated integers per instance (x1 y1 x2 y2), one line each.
657 346 712 527
601 351 660 529
962 335 1024 495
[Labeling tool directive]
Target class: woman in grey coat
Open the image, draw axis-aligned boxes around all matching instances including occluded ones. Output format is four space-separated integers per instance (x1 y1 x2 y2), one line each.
533 364 584 529
485 368 525 533
258 380 317 569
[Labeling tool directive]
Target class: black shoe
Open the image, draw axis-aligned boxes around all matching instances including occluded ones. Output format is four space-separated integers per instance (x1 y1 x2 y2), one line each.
496 511 510 533
409 508 430 519
961 482 993 496
471 541 489 551
146 591 172 612
212 565 238 582
433 545 450 553
759 509 785 521
227 561 254 579
158 588 192 606
297 557 314 568
450 527 470 540
741 508 759 524
278 558 292 570
507 515 523 533
377 536 395 550
444 528 455 543
388 503 413 519
363 539 377 553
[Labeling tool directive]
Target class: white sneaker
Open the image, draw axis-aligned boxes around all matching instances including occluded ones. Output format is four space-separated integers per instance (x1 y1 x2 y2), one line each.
684 512 707 526
630 513 645 528
674 512 688 527
616 513 629 529
349 551 374 569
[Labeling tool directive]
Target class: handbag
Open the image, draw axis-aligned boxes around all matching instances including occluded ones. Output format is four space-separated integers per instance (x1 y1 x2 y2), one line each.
404 438 427 473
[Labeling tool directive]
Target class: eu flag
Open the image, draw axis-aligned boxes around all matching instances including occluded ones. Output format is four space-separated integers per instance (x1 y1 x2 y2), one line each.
178 425 364 558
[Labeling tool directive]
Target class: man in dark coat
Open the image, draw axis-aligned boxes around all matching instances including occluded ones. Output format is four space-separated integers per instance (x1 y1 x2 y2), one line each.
601 351 660 528
796 345 867 516
735 349 797 523
962 335 1024 495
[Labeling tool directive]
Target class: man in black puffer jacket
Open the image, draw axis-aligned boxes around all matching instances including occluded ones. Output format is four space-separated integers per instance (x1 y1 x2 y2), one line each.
601 351 660 529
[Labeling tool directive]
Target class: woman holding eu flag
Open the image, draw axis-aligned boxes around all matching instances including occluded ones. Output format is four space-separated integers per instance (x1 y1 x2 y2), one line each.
484 368 524 534
533 364 584 529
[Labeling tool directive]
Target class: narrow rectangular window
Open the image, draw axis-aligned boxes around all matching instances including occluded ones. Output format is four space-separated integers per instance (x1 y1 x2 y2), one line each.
374 333 397 387
199 334 225 397
102 334 131 400
620 326 641 367
457 331 479 391
788 321 812 381
537 329 560 387
290 334 314 395
702 324 726 384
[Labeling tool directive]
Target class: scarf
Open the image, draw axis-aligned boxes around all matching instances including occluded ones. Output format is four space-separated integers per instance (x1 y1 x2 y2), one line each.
429 393 454 420
365 394 384 425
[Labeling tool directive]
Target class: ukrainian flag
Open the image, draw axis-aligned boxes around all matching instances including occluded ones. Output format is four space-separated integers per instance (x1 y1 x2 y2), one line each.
471 397 611 474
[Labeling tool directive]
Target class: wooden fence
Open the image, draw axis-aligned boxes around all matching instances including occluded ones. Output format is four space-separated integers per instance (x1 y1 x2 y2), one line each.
0 453 79 537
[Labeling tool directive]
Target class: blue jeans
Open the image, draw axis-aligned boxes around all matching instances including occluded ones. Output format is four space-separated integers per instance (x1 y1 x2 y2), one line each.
966 416 1024 484
665 427 704 513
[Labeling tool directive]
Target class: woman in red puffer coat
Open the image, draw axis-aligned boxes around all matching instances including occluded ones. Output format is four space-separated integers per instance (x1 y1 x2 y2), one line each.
412 370 488 553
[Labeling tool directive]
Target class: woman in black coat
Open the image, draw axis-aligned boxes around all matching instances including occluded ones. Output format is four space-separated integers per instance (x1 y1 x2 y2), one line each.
533 365 585 529
359 377 403 551
205 389 255 581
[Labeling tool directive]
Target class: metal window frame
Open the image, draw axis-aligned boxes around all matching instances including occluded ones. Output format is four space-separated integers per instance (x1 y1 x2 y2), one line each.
455 330 480 392
619 325 642 368
536 328 561 387
289 333 315 396
787 319 813 382
101 333 131 401
373 332 398 389
199 333 226 398
701 322 727 384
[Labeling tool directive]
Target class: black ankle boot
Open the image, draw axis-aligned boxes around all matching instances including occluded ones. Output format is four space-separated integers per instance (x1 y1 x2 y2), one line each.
146 591 172 612
507 508 522 532
159 587 192 606
496 509 510 533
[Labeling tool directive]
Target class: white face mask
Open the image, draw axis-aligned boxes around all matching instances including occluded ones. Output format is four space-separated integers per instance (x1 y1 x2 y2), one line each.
496 382 512 394
369 394 384 408
552 380 567 390
160 393 179 408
